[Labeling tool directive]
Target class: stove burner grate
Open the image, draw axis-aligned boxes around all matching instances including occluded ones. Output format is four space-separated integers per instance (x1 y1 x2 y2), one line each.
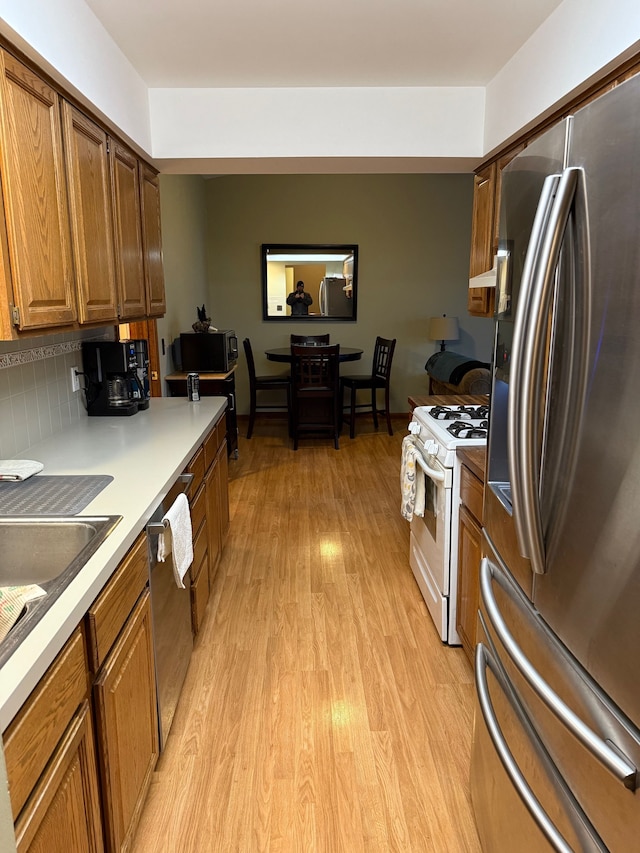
447 420 489 439
429 406 472 421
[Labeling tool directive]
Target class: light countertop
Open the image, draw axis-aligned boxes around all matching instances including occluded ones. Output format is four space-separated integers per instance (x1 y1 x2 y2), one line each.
0 397 227 732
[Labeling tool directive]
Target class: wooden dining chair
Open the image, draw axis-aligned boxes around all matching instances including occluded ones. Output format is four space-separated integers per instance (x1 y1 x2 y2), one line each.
340 336 396 438
290 334 330 345
243 338 291 438
290 344 341 450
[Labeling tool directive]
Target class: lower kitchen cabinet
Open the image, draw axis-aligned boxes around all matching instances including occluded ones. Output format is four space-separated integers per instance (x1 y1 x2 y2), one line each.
87 534 159 853
456 452 486 665
2 627 103 853
13 700 103 853
180 410 229 636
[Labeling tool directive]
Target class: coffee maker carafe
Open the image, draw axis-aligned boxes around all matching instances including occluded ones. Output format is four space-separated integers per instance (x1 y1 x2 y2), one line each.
82 340 149 416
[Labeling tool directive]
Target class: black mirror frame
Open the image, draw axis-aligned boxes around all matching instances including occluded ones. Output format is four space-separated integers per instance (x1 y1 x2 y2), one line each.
261 243 358 322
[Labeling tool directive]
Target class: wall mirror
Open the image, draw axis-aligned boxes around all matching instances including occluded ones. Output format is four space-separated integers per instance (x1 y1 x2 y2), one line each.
262 243 358 321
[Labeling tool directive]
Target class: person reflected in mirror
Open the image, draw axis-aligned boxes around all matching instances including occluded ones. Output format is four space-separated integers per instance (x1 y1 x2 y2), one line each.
287 280 313 316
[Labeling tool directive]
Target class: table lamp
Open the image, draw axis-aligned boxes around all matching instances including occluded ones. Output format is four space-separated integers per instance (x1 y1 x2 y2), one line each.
429 315 459 352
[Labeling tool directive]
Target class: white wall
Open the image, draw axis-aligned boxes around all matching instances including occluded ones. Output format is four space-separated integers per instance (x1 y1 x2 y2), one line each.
2 0 639 166
484 0 640 154
0 0 151 150
148 87 485 167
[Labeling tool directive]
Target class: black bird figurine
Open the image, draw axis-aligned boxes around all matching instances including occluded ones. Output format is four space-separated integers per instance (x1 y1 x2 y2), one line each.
192 304 211 333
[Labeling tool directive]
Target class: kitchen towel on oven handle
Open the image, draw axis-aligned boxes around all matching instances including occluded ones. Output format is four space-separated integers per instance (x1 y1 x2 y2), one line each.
400 436 425 521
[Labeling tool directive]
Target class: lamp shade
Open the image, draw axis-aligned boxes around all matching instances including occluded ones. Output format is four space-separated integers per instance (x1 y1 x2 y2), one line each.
429 315 459 342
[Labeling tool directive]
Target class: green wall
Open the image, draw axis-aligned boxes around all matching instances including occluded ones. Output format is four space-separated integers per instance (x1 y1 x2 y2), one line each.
159 173 495 415
157 175 210 380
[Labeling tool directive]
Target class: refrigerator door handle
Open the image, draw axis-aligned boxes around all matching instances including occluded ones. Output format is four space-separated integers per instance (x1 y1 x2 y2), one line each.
481 558 638 790
509 173 560 564
475 642 596 853
510 168 580 574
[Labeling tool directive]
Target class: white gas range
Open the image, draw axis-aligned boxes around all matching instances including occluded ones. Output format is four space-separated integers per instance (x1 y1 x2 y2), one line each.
405 404 488 644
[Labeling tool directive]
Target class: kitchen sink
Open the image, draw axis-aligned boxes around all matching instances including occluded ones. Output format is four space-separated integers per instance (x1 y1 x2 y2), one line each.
0 515 122 664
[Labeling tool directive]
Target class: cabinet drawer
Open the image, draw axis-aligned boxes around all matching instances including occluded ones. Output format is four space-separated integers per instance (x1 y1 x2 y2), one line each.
203 416 224 471
3 626 88 821
191 480 207 535
86 533 148 673
190 547 209 636
460 464 484 523
186 445 205 498
192 514 208 577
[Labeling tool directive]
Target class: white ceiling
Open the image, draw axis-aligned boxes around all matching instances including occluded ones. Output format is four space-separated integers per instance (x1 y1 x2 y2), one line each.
84 0 564 89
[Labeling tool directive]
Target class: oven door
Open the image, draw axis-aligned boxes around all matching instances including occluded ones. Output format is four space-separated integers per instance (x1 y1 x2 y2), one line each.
410 452 451 594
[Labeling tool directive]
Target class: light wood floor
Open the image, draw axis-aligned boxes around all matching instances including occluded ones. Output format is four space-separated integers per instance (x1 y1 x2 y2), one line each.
133 418 482 852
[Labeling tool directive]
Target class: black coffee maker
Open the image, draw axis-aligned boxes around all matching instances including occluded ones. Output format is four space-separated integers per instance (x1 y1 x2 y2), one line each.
82 340 150 416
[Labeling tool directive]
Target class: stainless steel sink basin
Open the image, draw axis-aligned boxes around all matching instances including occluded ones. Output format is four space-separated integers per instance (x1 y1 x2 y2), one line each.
0 517 119 584
0 515 122 664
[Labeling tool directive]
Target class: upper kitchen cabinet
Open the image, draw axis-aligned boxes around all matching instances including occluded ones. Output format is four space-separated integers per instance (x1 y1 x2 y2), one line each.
467 145 524 318
0 50 76 336
61 101 119 325
467 162 496 318
139 165 166 317
109 140 147 320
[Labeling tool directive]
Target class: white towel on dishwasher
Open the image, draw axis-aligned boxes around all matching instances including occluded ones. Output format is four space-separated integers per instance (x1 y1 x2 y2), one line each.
400 436 426 521
157 493 193 588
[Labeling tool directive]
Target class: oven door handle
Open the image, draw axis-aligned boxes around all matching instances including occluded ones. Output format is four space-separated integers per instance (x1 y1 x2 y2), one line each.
414 453 445 483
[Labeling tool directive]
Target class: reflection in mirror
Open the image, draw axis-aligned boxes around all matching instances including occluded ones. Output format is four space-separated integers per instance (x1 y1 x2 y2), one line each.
262 244 358 321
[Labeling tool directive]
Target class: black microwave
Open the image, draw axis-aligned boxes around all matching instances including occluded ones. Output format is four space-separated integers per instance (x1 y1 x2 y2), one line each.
180 330 238 373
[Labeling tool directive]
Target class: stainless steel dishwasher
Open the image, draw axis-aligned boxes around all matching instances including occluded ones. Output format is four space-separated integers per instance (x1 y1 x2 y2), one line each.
146 473 194 750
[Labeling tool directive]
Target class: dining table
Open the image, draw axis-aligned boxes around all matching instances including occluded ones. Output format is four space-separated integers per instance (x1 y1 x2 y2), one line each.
265 346 363 363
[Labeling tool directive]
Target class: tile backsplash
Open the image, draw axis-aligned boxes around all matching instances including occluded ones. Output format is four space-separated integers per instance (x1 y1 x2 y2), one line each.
0 329 112 458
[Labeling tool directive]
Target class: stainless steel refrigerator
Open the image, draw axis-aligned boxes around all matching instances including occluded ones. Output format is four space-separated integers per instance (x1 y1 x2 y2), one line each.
318 276 353 317
471 72 640 852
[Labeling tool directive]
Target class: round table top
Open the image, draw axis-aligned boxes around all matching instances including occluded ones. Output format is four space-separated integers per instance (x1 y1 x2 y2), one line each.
265 346 363 363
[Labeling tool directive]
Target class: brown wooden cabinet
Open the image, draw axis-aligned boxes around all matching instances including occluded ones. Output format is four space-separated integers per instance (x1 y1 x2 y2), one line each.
0 45 167 340
181 411 230 636
109 140 147 321
204 415 230 588
2 627 104 853
0 49 76 336
139 165 166 318
61 101 119 325
87 533 159 853
456 451 486 664
467 146 524 319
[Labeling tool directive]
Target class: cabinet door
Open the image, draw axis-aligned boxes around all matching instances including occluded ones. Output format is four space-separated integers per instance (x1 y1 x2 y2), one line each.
468 163 496 318
0 50 76 330
139 165 166 317
14 701 103 853
93 590 158 853
61 102 118 325
205 461 222 584
216 439 230 545
456 503 483 664
109 140 146 320
468 163 496 279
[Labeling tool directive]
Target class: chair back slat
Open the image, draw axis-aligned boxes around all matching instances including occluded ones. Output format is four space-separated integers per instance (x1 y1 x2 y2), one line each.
290 334 330 346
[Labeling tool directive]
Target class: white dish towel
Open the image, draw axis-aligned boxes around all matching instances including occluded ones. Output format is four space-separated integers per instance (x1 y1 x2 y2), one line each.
400 436 426 522
157 493 194 588
0 460 44 481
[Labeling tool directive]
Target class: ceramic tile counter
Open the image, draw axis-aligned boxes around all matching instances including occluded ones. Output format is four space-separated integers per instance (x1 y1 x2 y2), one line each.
0 396 227 732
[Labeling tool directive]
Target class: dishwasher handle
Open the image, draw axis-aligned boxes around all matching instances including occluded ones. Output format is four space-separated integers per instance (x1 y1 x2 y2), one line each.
146 473 194 535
